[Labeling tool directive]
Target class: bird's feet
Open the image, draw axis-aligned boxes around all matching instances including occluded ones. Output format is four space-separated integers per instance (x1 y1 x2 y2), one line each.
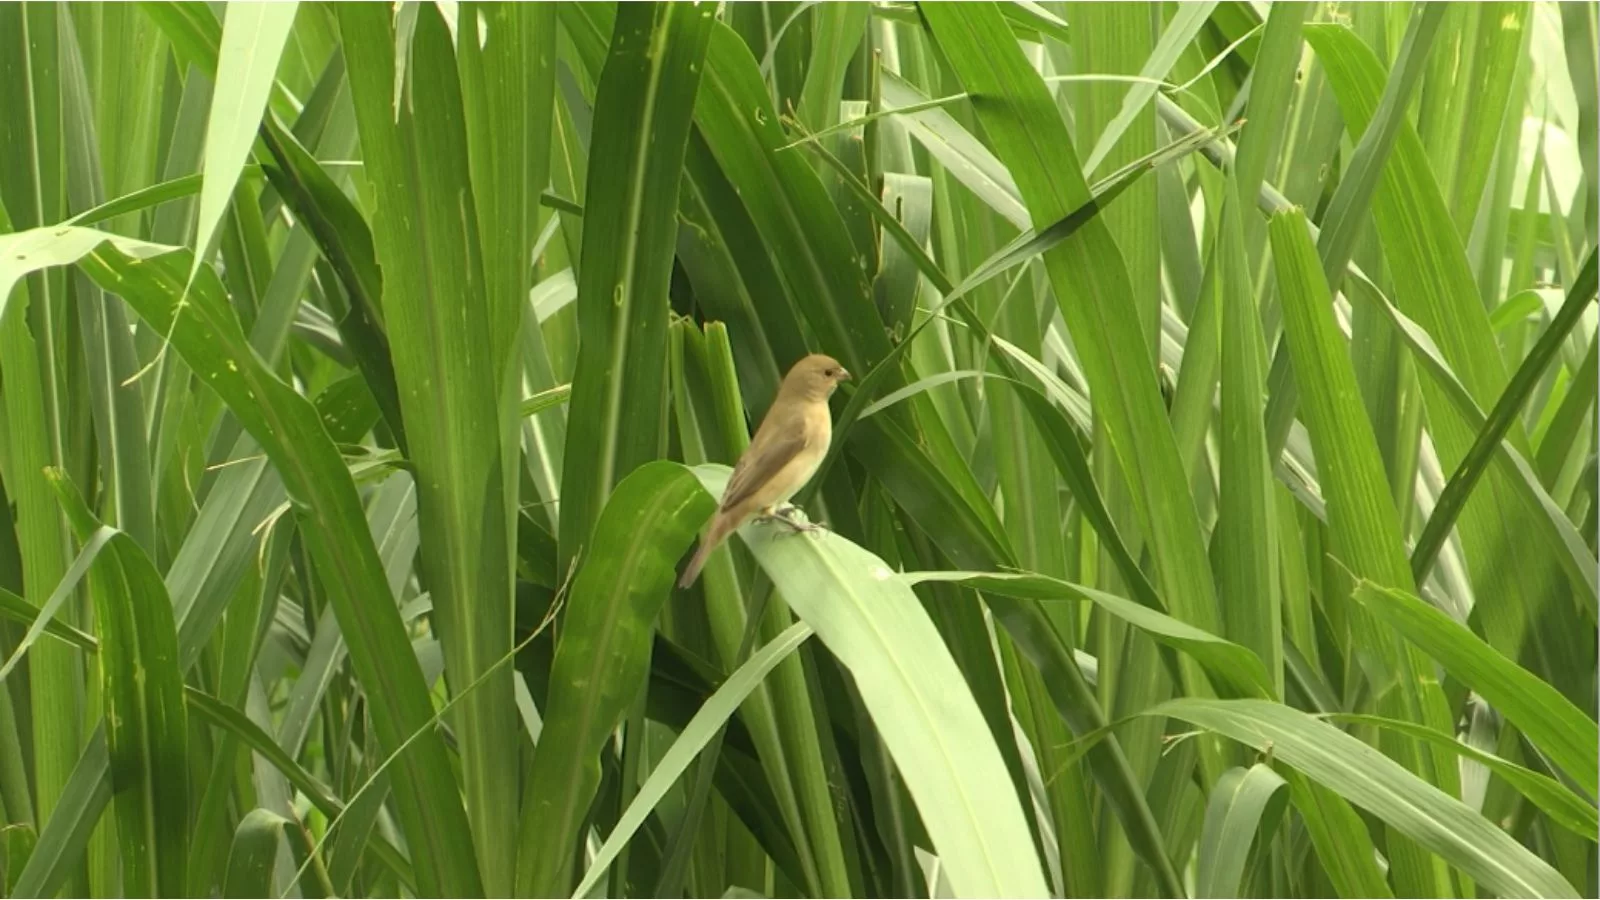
757 504 829 537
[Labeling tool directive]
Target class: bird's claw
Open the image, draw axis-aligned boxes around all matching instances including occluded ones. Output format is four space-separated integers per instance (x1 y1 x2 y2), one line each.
759 505 829 537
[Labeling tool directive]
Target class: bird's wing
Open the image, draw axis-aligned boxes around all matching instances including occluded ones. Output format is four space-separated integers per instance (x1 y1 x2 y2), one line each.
719 421 810 512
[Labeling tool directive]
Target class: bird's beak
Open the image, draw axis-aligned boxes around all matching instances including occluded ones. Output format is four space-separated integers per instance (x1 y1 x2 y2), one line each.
838 368 851 381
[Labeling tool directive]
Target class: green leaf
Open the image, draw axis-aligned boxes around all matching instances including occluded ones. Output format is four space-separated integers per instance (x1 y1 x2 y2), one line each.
876 70 1026 227
3 823 37 895
520 383 573 418
182 686 413 889
794 2 867 132
573 622 815 898
690 465 1051 897
1082 0 1220 173
46 470 187 899
1269 205 1460 895
932 118 1240 310
10 728 112 899
1490 289 1547 333
0 528 113 681
461 2 567 525
1421 3 1532 235
0 225 481 898
1413 250 1598 581
900 570 1272 700
920 21 1223 882
0 586 98 653
339 5 531 891
221 809 289 899
557 2 717 575
256 118 407 453
1151 698 1580 899
695 19 892 376
60 18 157 557
1325 713 1598 842
1214 177 1280 695
667 322 846 897
920 1 1220 653
1267 208 1426 657
190 1 298 282
1352 581 1599 797
1314 4 1445 291
1306 20 1584 696
1194 764 1289 898
517 461 716 896
0 191 78 853
1334 268 1598 605
62 167 259 229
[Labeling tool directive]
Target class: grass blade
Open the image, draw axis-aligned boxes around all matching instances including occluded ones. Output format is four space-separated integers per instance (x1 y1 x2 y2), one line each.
1214 177 1280 695
10 729 112 899
557 2 716 572
1194 764 1289 898
339 5 530 890
901 571 1271 700
517 461 715 895
1269 206 1460 896
1082 0 1219 174
1353 581 1598 797
690 464 1052 897
1413 250 1598 580
46 472 187 898
222 810 289 900
1 226 483 898
1326 713 1597 841
573 622 815 898
190 2 298 283
1307 21 1585 696
1152 698 1580 899
0 587 98 653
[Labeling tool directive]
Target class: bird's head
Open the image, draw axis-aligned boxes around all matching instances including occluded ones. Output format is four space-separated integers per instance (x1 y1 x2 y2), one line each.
784 353 851 402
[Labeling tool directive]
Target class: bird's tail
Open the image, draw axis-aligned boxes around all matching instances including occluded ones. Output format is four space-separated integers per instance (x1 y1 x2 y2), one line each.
678 516 731 589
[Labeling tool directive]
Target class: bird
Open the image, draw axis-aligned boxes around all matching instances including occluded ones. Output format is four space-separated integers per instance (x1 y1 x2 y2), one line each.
678 353 851 589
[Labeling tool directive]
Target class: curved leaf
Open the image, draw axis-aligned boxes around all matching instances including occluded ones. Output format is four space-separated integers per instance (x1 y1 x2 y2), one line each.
222 809 289 900
339 5 529 890
901 570 1272 700
1195 764 1289 898
573 622 815 898
48 472 187 899
0 224 481 897
1353 581 1599 797
517 460 715 896
1325 713 1598 841
691 465 1050 898
0 586 98 653
191 1 298 281
1152 698 1580 899
556 1 717 576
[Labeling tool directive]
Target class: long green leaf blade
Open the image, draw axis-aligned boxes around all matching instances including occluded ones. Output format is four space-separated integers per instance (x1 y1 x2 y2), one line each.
691 465 1051 897
46 472 186 899
190 2 298 282
1152 698 1580 899
1353 581 1599 796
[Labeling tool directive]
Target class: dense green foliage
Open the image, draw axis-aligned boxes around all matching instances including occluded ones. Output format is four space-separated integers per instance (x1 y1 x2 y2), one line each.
0 2 1595 897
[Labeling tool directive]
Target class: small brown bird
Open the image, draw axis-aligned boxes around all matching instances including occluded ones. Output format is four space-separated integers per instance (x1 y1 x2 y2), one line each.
678 353 851 588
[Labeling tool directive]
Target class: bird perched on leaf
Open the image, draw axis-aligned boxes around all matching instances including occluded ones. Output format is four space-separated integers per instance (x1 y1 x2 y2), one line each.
678 353 851 588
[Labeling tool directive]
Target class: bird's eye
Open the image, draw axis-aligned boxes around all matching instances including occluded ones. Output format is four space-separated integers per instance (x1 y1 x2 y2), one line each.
824 368 837 377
